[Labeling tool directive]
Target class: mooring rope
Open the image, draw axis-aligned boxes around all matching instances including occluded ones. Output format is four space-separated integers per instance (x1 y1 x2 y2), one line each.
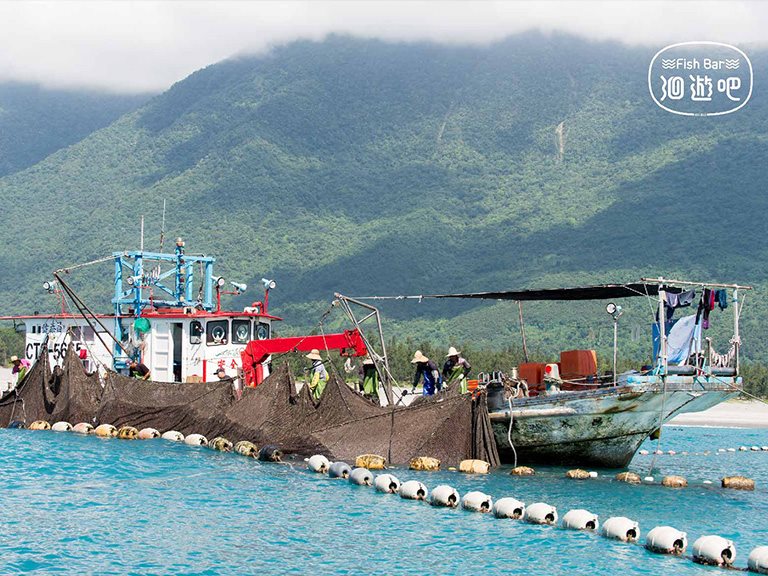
507 396 518 469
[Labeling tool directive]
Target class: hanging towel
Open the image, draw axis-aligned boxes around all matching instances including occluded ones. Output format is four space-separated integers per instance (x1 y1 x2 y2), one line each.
667 315 700 365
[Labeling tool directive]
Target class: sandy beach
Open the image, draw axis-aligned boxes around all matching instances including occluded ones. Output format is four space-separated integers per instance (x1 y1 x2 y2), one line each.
669 399 768 428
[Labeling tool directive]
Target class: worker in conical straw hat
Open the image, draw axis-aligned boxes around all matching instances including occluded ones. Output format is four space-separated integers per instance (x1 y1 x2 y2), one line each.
305 349 328 400
10 355 31 383
410 350 442 396
442 346 472 394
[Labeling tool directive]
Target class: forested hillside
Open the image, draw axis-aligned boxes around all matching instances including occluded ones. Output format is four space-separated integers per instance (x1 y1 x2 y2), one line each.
0 33 765 366
0 83 150 177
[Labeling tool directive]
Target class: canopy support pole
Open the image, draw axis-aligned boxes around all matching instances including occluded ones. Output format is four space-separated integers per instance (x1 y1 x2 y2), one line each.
518 301 529 363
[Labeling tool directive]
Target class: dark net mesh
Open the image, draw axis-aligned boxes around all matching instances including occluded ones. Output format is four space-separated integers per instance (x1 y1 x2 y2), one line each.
0 345 103 426
1 354 499 467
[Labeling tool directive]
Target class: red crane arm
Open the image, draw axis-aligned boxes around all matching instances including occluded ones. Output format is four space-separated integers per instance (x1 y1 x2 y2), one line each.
240 329 368 387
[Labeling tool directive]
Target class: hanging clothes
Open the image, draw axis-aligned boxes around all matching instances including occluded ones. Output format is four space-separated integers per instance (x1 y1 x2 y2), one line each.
658 289 696 322
698 288 716 329
715 289 728 310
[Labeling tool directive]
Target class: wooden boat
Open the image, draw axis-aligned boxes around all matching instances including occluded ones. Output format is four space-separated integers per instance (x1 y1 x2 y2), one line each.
356 279 748 468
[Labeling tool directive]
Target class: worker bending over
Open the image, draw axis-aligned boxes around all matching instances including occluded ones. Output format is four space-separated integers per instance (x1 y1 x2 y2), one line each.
411 350 442 396
443 346 471 394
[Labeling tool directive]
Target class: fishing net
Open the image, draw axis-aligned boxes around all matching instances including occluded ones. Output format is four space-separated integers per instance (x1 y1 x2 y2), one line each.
1 349 499 467
0 344 103 426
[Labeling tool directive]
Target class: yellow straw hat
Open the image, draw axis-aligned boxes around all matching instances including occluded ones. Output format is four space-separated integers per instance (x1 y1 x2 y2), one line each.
411 350 429 364
305 349 322 361
446 346 461 357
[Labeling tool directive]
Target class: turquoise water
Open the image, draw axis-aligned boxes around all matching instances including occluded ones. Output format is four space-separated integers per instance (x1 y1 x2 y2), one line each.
0 427 766 575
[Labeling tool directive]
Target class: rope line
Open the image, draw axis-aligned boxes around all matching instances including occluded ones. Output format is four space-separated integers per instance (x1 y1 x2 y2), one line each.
55 254 119 274
507 396 517 469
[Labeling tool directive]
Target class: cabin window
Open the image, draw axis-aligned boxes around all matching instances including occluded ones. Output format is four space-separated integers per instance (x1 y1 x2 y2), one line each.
190 321 203 344
232 320 250 344
255 322 270 340
206 320 228 346
73 326 95 342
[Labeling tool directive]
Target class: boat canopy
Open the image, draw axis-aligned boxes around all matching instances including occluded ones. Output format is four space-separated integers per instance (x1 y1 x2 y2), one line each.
352 279 752 302
425 283 669 301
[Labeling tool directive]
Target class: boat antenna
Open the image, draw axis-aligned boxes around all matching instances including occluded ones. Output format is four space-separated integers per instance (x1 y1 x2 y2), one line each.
159 199 166 253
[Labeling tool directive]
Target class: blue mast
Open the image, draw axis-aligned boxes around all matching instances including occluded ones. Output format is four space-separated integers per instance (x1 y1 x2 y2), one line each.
111 238 216 367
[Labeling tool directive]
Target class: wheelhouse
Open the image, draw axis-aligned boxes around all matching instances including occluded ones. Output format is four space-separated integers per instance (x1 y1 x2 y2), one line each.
2 238 281 383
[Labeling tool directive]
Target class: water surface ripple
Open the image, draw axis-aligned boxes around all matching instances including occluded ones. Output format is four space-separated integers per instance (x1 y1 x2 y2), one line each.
0 427 766 575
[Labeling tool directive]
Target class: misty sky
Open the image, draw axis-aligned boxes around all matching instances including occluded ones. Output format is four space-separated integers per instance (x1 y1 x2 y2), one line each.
0 1 765 93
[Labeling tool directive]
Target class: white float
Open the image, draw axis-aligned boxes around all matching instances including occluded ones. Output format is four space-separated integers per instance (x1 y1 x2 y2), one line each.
692 535 736 567
329 462 351 479
161 430 184 442
72 422 93 434
524 502 558 525
748 546 768 574
645 526 687 555
601 517 639 542
462 491 492 513
374 473 401 494
308 454 331 473
562 509 598 531
349 468 373 486
51 421 73 432
184 433 208 446
493 497 526 519
430 485 459 508
399 480 428 501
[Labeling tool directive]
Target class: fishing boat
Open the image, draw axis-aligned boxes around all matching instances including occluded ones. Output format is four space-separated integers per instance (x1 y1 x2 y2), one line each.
361 282 747 468
0 242 749 468
1 238 286 383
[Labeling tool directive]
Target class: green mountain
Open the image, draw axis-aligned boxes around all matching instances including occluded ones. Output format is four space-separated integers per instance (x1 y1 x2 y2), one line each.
0 83 151 177
0 33 765 366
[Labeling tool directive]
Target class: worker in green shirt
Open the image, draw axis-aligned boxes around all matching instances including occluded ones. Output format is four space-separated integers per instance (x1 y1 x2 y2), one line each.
305 349 328 399
442 347 471 394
